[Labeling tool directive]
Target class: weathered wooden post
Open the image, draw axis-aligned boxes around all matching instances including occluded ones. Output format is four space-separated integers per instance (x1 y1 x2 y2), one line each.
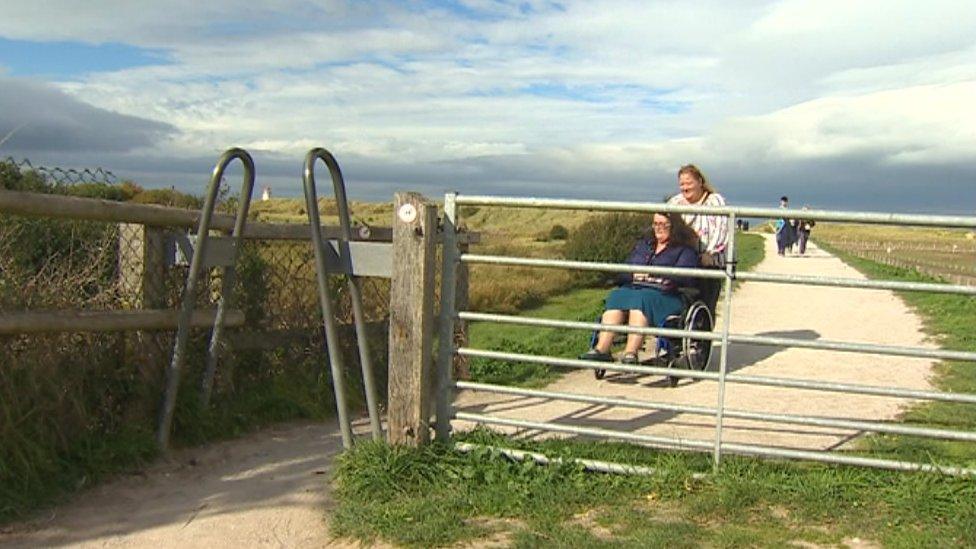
387 193 437 446
118 223 168 383
118 223 166 309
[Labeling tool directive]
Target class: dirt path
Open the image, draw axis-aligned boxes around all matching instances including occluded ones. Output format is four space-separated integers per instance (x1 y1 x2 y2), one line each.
0 420 380 548
1 235 937 547
454 234 937 451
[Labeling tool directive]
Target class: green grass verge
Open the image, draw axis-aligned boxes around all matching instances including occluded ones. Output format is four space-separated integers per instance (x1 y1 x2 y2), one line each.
332 430 976 548
467 232 764 387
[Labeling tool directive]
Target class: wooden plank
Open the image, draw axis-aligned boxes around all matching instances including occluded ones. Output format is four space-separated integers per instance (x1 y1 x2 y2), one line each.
0 308 245 335
387 192 437 446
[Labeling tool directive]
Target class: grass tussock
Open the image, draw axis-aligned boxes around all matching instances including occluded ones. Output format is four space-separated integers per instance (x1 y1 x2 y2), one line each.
331 429 976 548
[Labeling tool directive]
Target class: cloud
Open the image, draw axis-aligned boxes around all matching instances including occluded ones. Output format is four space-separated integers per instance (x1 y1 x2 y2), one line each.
2 1 975 215
0 77 176 153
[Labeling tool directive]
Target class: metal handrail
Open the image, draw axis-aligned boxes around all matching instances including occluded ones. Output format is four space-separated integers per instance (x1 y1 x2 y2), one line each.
158 148 255 450
303 148 382 447
457 311 976 362
453 195 976 229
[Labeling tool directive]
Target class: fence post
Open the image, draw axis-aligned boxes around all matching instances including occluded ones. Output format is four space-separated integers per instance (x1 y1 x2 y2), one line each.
118 223 168 383
387 192 437 446
118 223 166 309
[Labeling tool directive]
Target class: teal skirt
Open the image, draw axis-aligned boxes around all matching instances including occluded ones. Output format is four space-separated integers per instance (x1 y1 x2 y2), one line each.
605 285 683 327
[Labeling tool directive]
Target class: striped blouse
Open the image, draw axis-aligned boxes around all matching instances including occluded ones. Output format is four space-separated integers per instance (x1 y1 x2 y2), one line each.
667 191 729 254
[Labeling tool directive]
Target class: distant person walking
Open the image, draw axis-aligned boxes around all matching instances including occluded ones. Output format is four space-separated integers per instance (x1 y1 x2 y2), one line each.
774 195 795 256
796 206 815 255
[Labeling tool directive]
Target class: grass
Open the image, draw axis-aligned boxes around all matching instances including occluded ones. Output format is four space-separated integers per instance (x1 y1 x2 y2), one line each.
331 430 976 548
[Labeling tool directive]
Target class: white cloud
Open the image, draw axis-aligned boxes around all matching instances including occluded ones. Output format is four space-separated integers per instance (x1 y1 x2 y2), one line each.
2 0 975 210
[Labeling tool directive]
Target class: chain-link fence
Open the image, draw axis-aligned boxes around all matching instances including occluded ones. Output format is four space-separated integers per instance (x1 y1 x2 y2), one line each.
0 158 391 517
1 156 118 185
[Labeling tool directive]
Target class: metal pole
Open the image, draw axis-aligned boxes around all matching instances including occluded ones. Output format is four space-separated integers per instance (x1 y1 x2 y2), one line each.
452 195 976 229
201 157 257 406
158 148 253 450
712 213 736 471
303 151 353 448
435 192 460 442
306 148 383 441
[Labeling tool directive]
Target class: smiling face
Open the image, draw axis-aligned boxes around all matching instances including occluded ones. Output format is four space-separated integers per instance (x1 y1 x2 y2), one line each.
678 172 705 203
652 213 672 244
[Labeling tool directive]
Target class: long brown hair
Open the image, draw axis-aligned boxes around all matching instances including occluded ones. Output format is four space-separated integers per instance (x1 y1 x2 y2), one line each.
651 212 700 250
678 164 717 194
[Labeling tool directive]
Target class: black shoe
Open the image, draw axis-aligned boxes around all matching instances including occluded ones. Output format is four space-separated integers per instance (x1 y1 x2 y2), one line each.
579 348 612 362
621 352 639 365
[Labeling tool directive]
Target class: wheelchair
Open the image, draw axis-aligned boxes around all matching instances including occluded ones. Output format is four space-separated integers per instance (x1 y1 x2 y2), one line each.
591 283 716 387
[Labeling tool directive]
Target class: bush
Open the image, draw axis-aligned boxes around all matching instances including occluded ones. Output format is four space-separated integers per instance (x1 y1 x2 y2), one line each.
131 188 203 209
0 161 54 193
563 213 649 285
548 224 569 240
67 182 129 201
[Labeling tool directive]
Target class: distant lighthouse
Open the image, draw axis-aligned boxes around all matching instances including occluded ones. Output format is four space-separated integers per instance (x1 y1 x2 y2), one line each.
261 186 272 201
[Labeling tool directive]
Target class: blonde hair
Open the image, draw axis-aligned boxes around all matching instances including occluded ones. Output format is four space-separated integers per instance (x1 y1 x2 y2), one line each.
678 164 717 194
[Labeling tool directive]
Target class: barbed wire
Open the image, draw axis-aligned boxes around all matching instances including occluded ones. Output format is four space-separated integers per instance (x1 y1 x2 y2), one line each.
2 156 118 185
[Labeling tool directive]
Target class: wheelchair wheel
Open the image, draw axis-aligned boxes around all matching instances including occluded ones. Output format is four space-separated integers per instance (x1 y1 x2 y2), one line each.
682 301 714 371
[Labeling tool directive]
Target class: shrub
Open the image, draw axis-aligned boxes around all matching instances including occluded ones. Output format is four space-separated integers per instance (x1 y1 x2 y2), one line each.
67 182 128 201
548 224 569 240
563 212 649 285
131 188 203 209
0 161 53 193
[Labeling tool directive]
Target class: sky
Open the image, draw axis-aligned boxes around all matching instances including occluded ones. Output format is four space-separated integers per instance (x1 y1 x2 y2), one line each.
1 0 975 213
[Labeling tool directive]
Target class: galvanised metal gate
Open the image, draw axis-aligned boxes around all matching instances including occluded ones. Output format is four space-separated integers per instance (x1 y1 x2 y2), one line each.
433 194 976 476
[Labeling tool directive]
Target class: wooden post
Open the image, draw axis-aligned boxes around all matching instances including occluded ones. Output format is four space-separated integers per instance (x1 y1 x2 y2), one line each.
387 193 437 446
117 223 168 385
118 223 166 309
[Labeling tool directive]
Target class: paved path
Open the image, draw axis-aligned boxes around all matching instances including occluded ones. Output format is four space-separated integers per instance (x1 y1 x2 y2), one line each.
1 235 936 547
454 235 936 451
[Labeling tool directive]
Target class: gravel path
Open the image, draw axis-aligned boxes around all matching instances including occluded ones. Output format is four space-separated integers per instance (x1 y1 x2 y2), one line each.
0 235 936 547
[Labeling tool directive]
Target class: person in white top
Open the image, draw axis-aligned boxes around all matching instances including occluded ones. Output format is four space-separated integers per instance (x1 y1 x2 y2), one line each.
666 164 729 267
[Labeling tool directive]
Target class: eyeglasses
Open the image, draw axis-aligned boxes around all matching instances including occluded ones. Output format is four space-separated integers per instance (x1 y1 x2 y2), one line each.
652 222 672 228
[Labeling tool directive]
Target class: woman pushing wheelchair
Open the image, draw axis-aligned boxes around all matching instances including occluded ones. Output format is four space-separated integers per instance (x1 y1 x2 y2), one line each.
579 211 701 365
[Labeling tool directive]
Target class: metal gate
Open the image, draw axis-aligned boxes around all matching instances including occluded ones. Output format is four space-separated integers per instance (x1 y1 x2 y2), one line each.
434 194 976 476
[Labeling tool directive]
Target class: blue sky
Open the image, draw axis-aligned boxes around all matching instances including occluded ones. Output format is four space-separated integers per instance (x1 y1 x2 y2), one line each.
1 0 975 212
0 38 168 78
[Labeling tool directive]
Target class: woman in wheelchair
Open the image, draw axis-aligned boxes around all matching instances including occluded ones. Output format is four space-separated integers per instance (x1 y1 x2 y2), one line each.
580 212 700 366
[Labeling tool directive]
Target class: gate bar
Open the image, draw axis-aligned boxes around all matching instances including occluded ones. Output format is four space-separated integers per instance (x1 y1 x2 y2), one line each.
461 254 976 296
457 311 976 363
303 148 383 446
454 381 976 442
456 412 976 477
713 212 736 468
457 347 976 404
158 147 255 450
452 195 976 229
435 192 460 442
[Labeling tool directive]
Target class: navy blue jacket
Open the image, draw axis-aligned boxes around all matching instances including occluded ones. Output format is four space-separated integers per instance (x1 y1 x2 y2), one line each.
615 239 700 292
